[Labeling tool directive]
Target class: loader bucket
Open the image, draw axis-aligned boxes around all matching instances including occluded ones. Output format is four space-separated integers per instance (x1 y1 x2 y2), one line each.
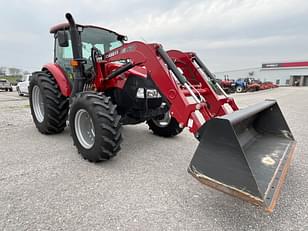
189 100 296 212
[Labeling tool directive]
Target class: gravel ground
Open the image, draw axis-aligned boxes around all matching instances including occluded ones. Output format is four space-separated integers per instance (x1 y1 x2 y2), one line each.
0 87 307 231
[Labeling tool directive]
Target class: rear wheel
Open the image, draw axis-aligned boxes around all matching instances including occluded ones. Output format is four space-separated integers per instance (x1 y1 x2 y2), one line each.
147 112 183 137
29 71 69 134
236 86 243 93
69 92 122 162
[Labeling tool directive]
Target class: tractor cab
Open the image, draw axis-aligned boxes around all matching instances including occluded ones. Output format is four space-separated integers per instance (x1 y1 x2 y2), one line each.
50 23 126 79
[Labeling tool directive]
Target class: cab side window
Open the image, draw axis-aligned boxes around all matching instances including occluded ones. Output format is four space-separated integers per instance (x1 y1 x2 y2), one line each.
55 31 74 79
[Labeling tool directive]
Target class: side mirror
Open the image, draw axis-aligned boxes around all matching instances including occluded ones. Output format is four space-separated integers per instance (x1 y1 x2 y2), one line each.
57 31 69 47
118 35 128 41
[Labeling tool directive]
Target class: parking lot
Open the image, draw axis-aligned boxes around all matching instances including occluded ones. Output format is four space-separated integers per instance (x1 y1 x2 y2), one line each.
0 88 307 231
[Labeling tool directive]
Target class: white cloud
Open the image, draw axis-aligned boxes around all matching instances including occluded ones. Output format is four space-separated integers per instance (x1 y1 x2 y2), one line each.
0 0 308 71
108 0 307 41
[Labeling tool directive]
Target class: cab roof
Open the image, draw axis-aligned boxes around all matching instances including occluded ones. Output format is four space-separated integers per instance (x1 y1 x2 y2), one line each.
49 23 126 39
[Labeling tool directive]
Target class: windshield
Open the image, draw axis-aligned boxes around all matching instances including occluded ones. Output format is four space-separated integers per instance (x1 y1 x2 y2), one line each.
81 27 123 58
21 75 28 81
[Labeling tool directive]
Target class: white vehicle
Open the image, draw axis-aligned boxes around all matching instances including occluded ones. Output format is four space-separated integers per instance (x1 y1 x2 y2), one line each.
0 79 13 92
17 74 31 96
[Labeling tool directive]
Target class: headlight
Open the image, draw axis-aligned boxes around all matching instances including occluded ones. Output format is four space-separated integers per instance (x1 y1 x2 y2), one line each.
136 88 161 98
146 89 161 98
136 88 145 98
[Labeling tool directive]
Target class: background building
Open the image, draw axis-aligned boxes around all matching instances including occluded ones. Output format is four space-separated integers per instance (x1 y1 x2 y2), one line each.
215 61 308 86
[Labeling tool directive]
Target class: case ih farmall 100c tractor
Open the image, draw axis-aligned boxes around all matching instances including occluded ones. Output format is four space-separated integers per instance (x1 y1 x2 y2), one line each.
29 13 296 212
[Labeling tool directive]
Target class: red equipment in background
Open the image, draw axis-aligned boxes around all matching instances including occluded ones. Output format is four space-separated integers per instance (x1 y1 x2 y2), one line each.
219 79 235 93
260 81 279 90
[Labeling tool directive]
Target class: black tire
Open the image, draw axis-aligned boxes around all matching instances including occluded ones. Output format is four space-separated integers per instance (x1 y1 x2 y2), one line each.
17 87 23 96
9 88 13 92
5 88 8 92
147 115 183 137
29 71 69 134
236 86 243 93
69 92 122 162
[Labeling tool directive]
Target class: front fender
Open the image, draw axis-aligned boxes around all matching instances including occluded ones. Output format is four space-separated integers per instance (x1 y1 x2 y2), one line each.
42 64 71 97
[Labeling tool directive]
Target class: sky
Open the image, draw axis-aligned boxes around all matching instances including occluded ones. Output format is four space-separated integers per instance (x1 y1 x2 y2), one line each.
0 0 308 72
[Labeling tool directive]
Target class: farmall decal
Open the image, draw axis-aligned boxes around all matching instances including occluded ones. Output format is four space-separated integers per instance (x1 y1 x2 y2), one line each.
105 45 137 59
120 45 136 54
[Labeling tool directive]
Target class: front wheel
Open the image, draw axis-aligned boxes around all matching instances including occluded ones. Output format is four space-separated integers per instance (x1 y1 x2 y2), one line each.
147 112 183 137
69 92 122 162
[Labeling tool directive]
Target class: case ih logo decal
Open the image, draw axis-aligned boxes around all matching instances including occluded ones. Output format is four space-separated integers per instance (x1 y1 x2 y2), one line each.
262 61 308 68
105 50 119 59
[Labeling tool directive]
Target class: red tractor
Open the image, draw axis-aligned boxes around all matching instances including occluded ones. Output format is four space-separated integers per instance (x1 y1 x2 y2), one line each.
218 79 235 93
29 13 296 212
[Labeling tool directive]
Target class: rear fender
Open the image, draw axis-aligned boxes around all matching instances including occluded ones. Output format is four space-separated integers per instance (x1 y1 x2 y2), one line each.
42 64 71 97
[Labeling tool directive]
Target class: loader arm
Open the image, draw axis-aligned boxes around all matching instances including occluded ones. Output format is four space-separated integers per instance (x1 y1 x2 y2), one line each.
102 42 236 135
166 50 239 116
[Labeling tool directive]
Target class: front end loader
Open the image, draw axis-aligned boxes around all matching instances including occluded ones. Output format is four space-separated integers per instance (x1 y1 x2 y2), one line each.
29 13 296 212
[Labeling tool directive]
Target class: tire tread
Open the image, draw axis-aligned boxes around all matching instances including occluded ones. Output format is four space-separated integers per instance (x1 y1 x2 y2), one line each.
70 92 122 162
29 71 69 134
